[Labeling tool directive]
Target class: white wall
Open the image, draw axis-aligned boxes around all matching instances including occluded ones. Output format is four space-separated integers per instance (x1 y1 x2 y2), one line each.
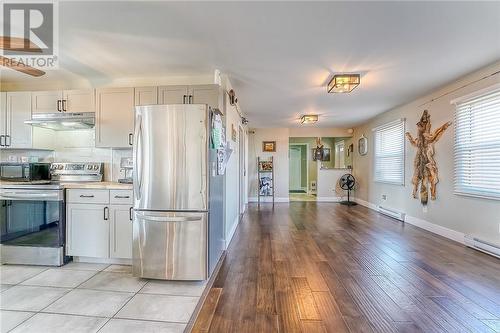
248 127 353 201
352 61 500 245
221 75 248 247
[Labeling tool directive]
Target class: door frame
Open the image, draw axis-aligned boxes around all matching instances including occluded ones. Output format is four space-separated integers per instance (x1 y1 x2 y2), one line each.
289 143 309 192
238 125 246 216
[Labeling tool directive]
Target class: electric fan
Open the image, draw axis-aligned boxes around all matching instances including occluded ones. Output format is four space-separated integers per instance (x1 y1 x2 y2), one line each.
339 174 357 206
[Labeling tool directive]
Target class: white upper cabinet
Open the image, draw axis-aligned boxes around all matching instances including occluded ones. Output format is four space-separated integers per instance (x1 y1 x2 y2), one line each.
32 90 63 113
135 87 158 106
6 92 32 148
158 85 189 104
95 87 135 148
190 84 220 109
63 89 95 112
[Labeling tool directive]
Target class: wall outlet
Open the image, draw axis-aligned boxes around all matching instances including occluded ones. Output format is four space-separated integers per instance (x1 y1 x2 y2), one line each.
381 194 387 200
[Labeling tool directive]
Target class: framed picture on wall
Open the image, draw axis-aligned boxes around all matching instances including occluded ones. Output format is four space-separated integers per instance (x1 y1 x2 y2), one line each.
262 141 276 152
358 135 368 156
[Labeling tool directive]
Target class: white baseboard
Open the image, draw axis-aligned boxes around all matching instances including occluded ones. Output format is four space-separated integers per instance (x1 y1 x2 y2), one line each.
73 257 132 265
353 197 465 244
316 196 342 202
404 215 465 244
248 197 289 203
225 215 240 249
353 197 378 210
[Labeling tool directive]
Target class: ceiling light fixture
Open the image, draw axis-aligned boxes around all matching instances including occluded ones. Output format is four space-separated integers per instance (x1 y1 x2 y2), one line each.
327 74 360 93
300 114 318 124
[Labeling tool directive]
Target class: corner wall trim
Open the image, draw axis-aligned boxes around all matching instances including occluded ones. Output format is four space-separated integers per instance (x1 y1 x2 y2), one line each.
353 197 465 244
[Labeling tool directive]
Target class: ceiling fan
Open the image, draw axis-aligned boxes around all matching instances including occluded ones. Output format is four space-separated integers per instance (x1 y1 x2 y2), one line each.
0 36 46 77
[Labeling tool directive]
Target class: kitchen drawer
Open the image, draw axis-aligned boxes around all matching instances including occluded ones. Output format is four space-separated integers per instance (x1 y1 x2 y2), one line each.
110 190 133 205
67 189 109 204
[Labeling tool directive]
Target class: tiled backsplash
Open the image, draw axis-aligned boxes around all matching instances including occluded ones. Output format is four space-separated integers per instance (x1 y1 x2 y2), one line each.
0 130 132 182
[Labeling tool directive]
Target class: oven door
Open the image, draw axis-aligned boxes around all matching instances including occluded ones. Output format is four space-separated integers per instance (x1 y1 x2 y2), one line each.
0 189 66 266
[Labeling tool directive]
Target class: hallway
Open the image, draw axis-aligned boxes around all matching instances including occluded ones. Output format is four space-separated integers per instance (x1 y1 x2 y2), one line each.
193 202 500 332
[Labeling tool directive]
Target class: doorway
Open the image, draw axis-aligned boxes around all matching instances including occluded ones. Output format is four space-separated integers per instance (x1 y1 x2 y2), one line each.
334 140 345 168
289 141 316 201
239 126 246 216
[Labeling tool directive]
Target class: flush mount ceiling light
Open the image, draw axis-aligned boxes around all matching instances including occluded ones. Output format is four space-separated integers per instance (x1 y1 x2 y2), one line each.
327 74 360 93
300 114 318 124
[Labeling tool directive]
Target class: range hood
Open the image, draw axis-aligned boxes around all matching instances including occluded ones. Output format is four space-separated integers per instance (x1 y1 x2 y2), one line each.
25 112 95 131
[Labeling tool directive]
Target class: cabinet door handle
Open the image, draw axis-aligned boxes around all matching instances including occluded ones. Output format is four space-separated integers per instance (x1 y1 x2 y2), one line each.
129 207 133 221
128 133 133 146
5 135 10 147
183 95 187 104
57 100 62 112
104 206 109 220
62 99 67 112
189 95 193 104
79 194 94 198
0 135 5 146
114 195 130 199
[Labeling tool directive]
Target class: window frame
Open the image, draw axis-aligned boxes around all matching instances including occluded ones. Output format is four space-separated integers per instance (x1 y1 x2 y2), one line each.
372 118 406 186
452 84 500 201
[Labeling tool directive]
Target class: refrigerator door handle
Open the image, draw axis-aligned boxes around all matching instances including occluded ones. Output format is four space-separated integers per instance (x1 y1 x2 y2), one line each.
135 213 201 223
133 114 143 200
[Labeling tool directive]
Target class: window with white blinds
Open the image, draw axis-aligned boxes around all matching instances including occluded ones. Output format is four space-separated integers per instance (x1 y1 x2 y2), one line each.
454 87 500 199
373 119 405 185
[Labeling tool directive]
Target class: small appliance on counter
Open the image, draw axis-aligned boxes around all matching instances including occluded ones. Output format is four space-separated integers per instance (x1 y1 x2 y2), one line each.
118 157 133 184
0 162 104 266
0 162 50 182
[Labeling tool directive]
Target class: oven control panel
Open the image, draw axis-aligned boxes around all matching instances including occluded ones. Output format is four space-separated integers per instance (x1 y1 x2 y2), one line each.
50 162 104 182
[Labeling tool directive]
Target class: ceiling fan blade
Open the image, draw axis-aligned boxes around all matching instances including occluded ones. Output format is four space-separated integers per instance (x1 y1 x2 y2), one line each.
0 36 43 52
0 55 45 77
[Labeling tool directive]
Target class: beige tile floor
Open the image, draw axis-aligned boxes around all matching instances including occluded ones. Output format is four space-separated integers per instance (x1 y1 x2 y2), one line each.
289 193 317 201
0 263 206 333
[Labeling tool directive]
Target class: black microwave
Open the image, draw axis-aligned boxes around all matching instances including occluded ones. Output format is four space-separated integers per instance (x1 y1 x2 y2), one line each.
0 163 51 182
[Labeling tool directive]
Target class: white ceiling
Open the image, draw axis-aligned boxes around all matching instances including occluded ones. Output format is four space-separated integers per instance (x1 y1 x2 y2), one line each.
1 1 499 127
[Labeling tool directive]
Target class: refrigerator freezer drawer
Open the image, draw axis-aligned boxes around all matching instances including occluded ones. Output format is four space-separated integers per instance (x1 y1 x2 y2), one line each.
132 211 207 280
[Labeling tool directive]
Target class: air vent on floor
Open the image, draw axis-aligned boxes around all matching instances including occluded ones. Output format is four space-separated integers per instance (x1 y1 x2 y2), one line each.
378 205 406 221
464 235 500 259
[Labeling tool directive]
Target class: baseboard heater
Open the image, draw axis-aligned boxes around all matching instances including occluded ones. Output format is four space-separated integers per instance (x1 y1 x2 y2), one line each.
464 235 500 259
377 205 406 222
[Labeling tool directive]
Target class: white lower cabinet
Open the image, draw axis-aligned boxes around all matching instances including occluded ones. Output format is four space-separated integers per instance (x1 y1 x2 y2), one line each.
66 203 109 258
110 205 133 259
66 189 133 261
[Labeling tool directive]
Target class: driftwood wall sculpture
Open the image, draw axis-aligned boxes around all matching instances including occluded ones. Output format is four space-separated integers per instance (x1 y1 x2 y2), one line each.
405 110 451 205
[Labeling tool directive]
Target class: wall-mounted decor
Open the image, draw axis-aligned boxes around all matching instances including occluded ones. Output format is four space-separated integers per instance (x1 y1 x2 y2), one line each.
358 135 368 155
406 110 451 205
231 124 237 142
228 89 238 106
347 143 354 157
312 148 330 161
262 141 276 152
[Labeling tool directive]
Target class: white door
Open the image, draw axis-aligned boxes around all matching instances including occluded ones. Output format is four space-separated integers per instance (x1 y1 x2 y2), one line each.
135 87 158 106
63 89 95 113
6 92 32 148
158 85 188 104
110 205 133 259
95 87 135 148
289 146 302 191
31 90 63 113
335 141 345 168
66 204 109 258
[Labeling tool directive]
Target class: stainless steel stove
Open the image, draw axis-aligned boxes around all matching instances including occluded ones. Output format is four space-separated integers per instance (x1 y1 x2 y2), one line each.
0 162 104 266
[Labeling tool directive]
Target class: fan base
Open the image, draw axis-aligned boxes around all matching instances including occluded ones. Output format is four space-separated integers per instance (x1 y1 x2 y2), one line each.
340 201 358 206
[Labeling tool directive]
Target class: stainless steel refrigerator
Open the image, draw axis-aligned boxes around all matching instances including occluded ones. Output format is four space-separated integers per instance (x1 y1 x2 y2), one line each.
132 104 225 280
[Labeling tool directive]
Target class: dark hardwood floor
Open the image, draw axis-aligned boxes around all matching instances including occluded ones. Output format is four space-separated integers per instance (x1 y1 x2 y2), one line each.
192 202 500 333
